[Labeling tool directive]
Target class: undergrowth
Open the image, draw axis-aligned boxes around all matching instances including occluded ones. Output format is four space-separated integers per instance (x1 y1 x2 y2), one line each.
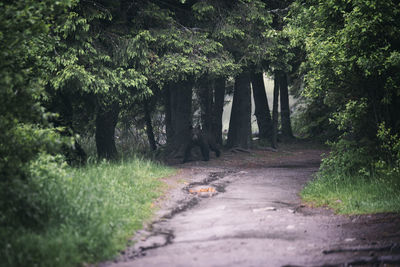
302 123 400 214
1 156 175 267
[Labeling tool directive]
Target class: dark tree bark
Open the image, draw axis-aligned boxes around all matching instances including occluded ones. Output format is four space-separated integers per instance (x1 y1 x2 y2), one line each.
164 85 174 144
272 71 280 149
165 80 193 154
212 77 226 145
95 102 119 160
251 71 273 141
198 77 226 145
227 71 252 149
144 100 157 151
198 78 213 132
279 71 293 138
47 91 87 165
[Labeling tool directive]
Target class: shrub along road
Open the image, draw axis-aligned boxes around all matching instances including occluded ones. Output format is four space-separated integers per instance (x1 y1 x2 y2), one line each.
99 144 400 267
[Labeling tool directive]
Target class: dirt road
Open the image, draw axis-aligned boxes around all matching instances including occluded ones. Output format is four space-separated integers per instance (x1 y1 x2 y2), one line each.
100 144 400 267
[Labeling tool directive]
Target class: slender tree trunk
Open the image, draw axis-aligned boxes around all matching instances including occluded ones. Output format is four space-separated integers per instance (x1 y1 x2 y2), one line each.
212 77 226 145
272 71 280 149
52 92 87 164
198 78 213 132
166 80 193 154
95 102 119 160
144 101 157 151
164 85 173 144
251 71 272 141
227 71 252 149
279 71 293 138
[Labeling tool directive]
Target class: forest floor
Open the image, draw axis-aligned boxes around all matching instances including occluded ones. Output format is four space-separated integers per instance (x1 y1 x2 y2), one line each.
98 141 400 267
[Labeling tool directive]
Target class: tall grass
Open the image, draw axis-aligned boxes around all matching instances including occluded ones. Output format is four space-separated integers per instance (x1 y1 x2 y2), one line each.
1 156 175 267
301 172 400 214
302 129 400 215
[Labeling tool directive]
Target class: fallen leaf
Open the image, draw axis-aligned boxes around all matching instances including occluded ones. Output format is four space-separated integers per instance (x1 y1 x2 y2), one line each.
199 187 216 193
189 187 216 194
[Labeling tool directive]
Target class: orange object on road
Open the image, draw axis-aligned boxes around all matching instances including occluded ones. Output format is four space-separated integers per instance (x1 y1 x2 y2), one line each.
189 187 216 194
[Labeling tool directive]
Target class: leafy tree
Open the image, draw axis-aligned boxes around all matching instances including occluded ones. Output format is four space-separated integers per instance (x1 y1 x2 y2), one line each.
192 0 274 148
47 0 151 160
137 1 237 155
288 0 400 175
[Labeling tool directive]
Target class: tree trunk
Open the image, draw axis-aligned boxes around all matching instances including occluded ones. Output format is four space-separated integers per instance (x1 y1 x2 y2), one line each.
166 80 193 154
144 100 157 151
95 102 119 160
227 71 252 149
272 71 280 149
279 71 293 138
198 78 213 132
251 71 273 141
50 91 87 165
164 85 173 144
198 77 226 145
212 77 226 145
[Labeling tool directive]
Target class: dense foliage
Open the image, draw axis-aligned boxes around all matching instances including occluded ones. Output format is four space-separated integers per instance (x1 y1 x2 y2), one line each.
0 0 74 229
288 0 400 177
287 0 400 213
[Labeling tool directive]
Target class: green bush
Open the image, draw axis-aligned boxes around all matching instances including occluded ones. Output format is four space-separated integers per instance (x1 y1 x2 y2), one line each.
319 139 376 178
0 125 67 229
375 122 400 176
302 122 400 214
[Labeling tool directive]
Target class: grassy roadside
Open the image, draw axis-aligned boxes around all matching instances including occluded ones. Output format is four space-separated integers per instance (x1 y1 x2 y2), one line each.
301 172 400 214
2 157 176 267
